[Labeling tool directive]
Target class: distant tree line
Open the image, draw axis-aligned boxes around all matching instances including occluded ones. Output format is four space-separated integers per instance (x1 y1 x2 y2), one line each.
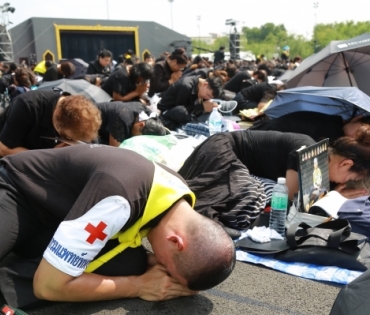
191 21 370 60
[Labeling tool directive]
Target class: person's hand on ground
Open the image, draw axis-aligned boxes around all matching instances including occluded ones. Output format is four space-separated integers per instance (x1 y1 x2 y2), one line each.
135 264 198 301
334 183 368 198
203 100 218 112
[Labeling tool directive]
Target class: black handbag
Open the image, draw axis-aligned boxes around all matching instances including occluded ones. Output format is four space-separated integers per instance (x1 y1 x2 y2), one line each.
275 219 370 271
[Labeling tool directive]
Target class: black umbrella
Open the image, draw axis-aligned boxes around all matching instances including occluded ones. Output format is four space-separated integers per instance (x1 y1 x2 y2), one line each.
265 86 370 121
38 79 112 103
286 33 370 96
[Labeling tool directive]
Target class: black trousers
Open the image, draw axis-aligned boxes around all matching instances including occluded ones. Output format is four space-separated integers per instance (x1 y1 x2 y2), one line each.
160 106 193 130
0 175 147 309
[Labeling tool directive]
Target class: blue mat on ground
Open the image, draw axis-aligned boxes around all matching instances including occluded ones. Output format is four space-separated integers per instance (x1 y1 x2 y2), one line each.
236 234 363 285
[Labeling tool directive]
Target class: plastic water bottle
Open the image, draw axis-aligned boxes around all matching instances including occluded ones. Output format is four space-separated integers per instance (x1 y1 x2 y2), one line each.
208 107 223 136
269 177 289 237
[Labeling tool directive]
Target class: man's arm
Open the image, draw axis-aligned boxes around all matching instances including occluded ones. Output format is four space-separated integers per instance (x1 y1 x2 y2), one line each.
113 90 140 102
34 258 195 302
34 196 196 302
0 141 28 157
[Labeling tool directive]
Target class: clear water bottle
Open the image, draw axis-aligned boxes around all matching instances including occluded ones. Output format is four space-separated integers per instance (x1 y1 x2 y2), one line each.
208 107 223 136
269 177 289 237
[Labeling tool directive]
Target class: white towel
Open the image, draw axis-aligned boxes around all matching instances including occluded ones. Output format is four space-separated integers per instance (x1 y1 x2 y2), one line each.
246 226 284 243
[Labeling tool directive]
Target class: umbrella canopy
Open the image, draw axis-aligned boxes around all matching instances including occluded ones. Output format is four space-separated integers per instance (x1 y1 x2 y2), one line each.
38 79 112 103
277 69 294 82
285 33 370 96
264 86 370 121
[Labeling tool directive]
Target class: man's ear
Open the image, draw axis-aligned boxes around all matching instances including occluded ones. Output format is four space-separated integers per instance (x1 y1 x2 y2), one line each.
138 121 145 129
132 121 146 136
166 235 185 251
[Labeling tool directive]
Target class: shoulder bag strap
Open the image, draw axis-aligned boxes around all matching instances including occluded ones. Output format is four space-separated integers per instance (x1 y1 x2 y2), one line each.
287 219 351 249
286 222 312 249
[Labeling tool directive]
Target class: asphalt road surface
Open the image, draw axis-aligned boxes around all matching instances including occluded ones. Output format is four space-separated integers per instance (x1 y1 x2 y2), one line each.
1 251 341 315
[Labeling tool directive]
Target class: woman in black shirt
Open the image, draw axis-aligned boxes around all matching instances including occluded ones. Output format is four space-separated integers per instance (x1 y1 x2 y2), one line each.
178 129 370 229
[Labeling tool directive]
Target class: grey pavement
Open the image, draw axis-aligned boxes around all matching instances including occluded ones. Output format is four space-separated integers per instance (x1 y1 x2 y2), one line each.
9 253 341 315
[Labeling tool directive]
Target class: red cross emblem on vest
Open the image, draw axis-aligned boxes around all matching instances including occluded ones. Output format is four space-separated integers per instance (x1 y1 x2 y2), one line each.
85 221 108 244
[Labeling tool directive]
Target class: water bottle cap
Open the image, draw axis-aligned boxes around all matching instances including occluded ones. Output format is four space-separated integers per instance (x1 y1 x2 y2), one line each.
277 177 286 184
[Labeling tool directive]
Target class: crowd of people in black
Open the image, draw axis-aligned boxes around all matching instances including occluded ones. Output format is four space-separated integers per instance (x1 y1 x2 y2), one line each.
1 44 370 313
0 46 294 148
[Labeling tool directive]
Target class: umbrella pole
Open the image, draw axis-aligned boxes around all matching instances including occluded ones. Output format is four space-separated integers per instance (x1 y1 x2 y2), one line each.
340 52 359 118
340 52 354 86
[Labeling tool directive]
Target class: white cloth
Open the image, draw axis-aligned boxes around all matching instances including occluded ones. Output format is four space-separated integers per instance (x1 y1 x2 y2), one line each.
246 226 284 243
138 110 157 121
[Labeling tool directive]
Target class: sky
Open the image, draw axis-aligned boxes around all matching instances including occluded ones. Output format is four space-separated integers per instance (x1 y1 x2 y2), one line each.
4 0 369 39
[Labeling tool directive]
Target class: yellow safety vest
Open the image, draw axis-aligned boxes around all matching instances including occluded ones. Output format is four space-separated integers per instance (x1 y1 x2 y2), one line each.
85 163 195 273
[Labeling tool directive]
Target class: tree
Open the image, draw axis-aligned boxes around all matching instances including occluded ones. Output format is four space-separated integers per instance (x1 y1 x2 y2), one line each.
242 23 287 43
211 36 230 52
191 21 369 61
314 21 370 49
191 39 213 55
